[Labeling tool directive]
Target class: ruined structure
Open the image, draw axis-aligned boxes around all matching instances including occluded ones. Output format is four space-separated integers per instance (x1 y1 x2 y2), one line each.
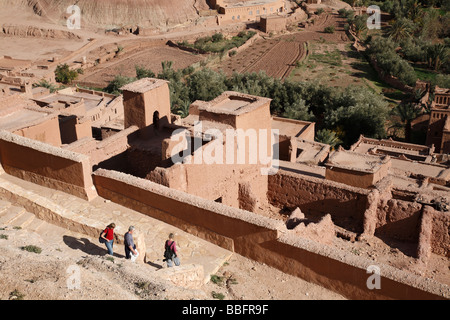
210 0 286 25
426 86 450 154
0 76 448 300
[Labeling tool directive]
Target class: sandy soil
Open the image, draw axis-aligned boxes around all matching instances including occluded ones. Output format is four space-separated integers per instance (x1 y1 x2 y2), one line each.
79 45 205 87
0 211 345 300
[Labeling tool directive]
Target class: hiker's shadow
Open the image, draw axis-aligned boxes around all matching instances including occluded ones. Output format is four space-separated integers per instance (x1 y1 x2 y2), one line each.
63 235 125 258
147 260 164 269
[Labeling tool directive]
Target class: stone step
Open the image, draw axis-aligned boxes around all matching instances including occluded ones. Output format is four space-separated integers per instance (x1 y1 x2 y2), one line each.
0 199 12 212
8 210 35 229
26 216 46 233
0 174 234 288
0 206 26 226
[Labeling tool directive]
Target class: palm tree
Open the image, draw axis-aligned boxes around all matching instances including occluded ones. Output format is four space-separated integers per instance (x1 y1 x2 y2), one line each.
315 129 342 149
387 18 414 42
176 101 190 118
407 0 421 22
393 102 423 142
426 44 447 71
351 15 368 38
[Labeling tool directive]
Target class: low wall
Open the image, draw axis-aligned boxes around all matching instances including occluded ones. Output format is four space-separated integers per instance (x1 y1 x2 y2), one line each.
254 234 448 300
92 168 449 299
92 168 282 252
268 169 370 232
0 131 97 201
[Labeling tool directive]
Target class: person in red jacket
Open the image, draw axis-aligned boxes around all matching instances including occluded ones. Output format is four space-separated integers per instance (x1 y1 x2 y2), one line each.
100 223 116 256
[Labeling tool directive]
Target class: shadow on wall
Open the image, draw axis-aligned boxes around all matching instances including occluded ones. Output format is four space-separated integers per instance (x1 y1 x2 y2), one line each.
375 212 422 258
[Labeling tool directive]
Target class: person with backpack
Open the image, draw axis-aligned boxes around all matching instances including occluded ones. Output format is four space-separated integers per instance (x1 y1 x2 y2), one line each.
164 233 180 268
99 223 116 256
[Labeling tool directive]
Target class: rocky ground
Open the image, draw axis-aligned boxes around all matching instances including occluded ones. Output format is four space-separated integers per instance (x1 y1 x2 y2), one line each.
0 210 345 301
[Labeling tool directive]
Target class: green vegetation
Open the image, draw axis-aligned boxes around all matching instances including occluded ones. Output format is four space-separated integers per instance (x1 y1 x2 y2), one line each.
21 245 42 254
315 129 342 149
55 63 79 84
211 291 225 300
33 79 58 93
210 274 224 285
324 26 335 34
0 234 8 240
367 37 418 87
309 49 342 67
9 289 25 300
392 102 424 142
180 31 256 54
104 75 136 95
104 61 391 148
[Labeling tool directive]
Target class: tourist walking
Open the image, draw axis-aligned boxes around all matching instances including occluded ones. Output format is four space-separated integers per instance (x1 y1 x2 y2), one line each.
100 223 116 256
124 226 139 260
164 233 180 267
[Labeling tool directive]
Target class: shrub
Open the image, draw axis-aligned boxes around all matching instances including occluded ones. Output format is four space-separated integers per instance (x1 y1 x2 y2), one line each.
55 64 78 84
9 290 25 300
211 291 225 300
21 245 42 254
324 26 335 34
210 275 224 285
212 32 224 42
135 65 155 79
368 36 418 86
104 75 136 94
33 79 58 93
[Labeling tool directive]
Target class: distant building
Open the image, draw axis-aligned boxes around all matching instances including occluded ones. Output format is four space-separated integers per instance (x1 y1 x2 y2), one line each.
426 86 450 154
210 0 286 25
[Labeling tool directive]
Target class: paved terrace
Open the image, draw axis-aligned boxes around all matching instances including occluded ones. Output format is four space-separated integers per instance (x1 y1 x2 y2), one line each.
0 172 232 285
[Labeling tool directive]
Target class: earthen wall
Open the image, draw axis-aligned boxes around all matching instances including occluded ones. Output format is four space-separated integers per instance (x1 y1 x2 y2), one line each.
12 114 62 147
92 168 447 299
0 131 96 200
268 169 370 232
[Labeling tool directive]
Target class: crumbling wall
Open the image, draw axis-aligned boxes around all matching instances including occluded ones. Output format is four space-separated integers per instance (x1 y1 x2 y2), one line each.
375 198 423 243
268 170 370 232
92 168 449 300
0 130 96 200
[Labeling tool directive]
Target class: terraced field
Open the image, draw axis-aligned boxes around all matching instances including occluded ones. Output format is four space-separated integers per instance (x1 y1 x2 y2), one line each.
216 13 349 80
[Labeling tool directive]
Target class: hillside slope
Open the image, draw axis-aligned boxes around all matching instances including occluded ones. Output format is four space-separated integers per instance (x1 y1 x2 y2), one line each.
0 0 210 29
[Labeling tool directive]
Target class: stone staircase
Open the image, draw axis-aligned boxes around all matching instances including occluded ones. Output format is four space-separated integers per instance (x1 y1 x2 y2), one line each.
0 201 40 230
0 173 233 288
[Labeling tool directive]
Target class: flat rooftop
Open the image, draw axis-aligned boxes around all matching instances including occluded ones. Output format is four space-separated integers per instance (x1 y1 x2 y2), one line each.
0 108 53 132
35 89 115 112
326 150 390 173
120 78 169 94
391 158 450 180
199 91 271 116
352 137 432 162
0 56 32 71
272 117 313 138
294 139 330 164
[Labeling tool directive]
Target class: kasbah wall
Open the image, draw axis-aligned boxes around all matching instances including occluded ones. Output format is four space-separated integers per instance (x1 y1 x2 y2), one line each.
0 76 448 299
